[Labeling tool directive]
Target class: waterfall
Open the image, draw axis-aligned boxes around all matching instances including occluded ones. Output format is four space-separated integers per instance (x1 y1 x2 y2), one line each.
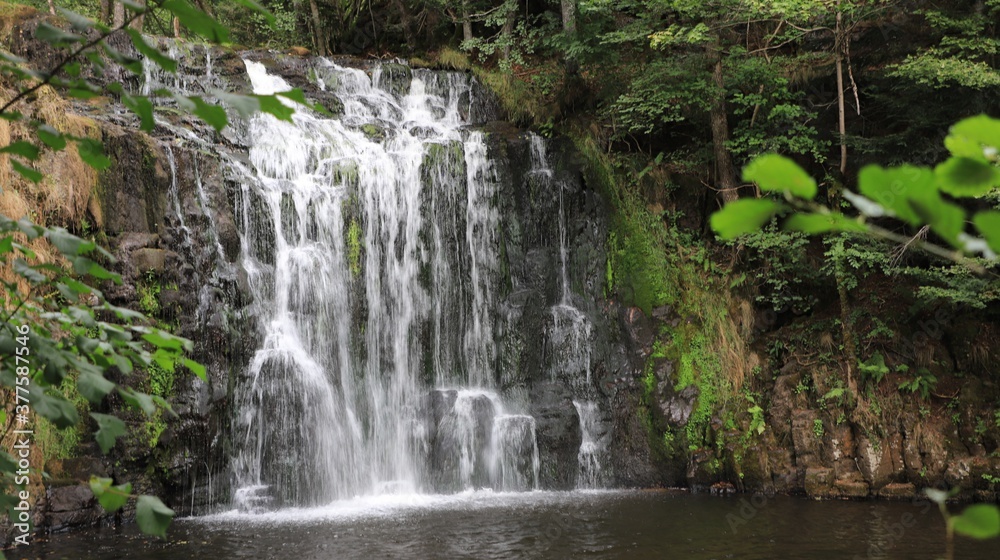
228 60 543 507
572 400 607 489
533 136 593 387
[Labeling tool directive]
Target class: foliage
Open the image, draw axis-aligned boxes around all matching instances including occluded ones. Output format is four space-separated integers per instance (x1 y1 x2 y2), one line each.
898 367 937 400
925 488 1000 560
731 226 819 313
0 217 204 537
711 116 1000 265
858 352 889 385
889 3 1000 89
812 418 824 439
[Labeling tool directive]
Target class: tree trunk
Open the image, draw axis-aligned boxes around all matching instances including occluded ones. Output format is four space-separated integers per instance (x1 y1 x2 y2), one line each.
461 0 473 43
47 0 55 16
560 0 577 34
194 0 213 17
309 0 327 56
708 39 739 203
173 16 181 38
100 0 112 24
835 0 847 177
113 1 125 28
130 0 145 32
501 4 516 62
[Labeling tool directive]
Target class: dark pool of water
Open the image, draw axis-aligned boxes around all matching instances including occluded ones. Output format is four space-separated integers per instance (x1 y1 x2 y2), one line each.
9 490 998 559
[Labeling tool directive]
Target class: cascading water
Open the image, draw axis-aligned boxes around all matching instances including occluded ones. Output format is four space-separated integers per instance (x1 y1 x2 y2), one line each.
572 400 608 489
229 60 543 507
534 137 593 388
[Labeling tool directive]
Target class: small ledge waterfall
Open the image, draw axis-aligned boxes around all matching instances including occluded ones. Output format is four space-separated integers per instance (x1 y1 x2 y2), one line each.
226 60 576 507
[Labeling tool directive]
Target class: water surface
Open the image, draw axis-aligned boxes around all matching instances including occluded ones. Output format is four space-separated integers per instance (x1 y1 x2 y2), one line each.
13 491 997 559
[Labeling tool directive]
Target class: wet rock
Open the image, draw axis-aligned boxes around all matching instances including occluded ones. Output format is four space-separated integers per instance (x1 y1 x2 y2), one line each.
878 482 916 499
834 479 870 498
374 63 412 97
805 467 834 498
131 248 173 273
530 383 582 490
659 384 699 427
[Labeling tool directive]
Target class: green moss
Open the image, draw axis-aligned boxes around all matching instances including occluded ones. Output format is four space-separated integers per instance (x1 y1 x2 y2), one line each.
360 123 386 141
137 270 161 317
35 375 88 462
143 411 167 449
347 218 362 276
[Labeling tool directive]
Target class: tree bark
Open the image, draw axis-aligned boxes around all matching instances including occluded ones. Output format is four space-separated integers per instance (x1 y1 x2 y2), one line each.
501 3 516 62
835 0 847 177
99 0 112 24
708 39 739 203
113 1 125 28
461 0 473 43
309 0 327 56
561 0 578 73
173 16 181 38
194 0 213 17
130 0 145 32
560 0 577 34
47 0 55 16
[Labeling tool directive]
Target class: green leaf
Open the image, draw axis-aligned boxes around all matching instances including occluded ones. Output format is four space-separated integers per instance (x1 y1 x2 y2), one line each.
945 115 1000 159
47 228 95 257
71 256 120 282
35 22 82 46
136 495 174 538
142 331 186 351
0 141 40 160
122 94 155 131
710 199 783 240
910 198 966 247
215 92 261 117
183 358 207 381
162 0 229 43
31 387 79 429
952 504 1000 540
90 413 127 454
89 476 131 513
858 165 942 226
0 235 12 253
118 387 157 416
13 258 46 283
37 125 66 150
78 371 116 404
9 160 41 182
57 8 98 33
16 218 43 240
973 211 1000 254
276 89 329 115
193 99 228 131
784 212 867 234
742 154 817 200
76 138 111 170
125 29 178 73
935 157 1000 197
256 94 295 122
76 138 111 171
175 95 229 131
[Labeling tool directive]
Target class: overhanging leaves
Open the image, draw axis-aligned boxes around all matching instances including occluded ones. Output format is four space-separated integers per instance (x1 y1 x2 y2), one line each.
710 199 784 240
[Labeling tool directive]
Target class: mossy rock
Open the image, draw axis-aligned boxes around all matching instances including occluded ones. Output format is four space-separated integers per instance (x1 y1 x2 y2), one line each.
375 63 412 97
359 123 387 141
